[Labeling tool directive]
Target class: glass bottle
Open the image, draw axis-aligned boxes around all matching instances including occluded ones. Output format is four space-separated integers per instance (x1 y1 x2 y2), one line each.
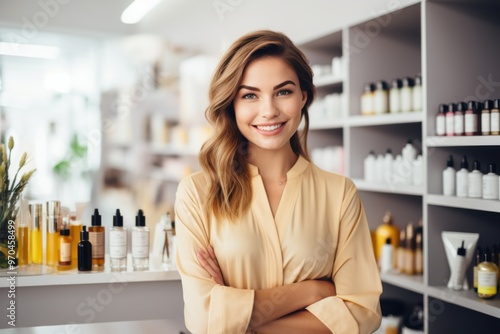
132 209 150 271
58 223 72 270
481 100 493 135
445 103 456 136
400 77 414 113
412 75 423 112
16 200 30 266
436 103 448 136
69 212 82 268
454 102 466 136
30 203 43 265
78 226 92 271
110 209 128 271
46 200 61 266
89 208 105 268
490 99 500 135
361 82 375 115
389 79 402 113
465 100 482 136
477 250 498 299
373 80 389 114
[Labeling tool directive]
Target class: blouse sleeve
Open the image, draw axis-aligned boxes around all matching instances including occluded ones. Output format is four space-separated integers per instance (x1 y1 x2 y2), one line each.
305 178 382 334
174 177 255 334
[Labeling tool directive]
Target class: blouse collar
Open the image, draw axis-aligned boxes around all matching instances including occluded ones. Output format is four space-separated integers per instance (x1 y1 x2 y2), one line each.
248 155 309 179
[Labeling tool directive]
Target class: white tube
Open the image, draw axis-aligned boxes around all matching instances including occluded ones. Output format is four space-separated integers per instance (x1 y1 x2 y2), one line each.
442 231 479 290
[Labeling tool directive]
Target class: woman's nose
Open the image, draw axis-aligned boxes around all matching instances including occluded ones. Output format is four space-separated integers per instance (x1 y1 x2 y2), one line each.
259 97 279 118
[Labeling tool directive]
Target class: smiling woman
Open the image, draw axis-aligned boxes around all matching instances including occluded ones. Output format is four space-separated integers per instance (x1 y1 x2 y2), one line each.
174 30 382 334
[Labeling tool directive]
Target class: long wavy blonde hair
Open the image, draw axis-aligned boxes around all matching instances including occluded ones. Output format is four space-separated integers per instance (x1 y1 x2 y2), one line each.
199 30 315 221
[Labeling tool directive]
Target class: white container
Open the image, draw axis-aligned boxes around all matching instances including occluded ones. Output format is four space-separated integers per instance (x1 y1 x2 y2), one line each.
383 149 394 184
373 81 389 114
436 104 447 136
400 77 414 113
443 155 456 196
455 156 469 198
482 163 499 200
412 75 422 112
468 161 483 198
389 79 402 113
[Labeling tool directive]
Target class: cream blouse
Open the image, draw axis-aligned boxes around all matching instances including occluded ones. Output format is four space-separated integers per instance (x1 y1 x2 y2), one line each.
175 156 382 334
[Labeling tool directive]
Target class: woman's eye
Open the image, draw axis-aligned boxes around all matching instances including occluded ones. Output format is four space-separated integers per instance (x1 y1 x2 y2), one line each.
242 93 256 99
277 89 292 96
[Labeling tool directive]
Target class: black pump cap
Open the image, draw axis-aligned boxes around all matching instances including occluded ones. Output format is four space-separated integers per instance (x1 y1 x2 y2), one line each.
402 77 414 87
473 160 481 171
446 155 454 168
460 156 468 169
136 209 146 227
385 237 392 245
467 100 480 111
483 100 493 110
438 104 449 114
487 163 496 174
457 240 466 256
391 79 402 89
376 80 389 90
447 103 457 112
91 208 101 226
113 209 123 227
80 225 89 241
456 102 467 112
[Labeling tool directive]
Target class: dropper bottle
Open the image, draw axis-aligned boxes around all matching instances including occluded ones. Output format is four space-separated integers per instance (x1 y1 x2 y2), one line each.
109 209 127 271
132 209 150 271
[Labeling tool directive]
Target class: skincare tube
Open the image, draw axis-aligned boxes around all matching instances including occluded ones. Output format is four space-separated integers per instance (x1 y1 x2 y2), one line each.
442 231 479 290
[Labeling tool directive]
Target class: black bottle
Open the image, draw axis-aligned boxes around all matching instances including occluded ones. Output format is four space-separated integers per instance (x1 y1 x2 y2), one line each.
78 225 92 271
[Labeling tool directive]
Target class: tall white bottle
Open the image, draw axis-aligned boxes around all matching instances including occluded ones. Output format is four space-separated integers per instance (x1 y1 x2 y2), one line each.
456 156 469 198
132 209 150 271
109 209 127 271
482 163 499 200
443 155 456 196
468 161 483 198
364 151 376 183
401 139 417 185
383 148 394 184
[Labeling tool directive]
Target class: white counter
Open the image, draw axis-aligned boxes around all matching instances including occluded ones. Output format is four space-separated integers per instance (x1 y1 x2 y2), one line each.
0 255 188 332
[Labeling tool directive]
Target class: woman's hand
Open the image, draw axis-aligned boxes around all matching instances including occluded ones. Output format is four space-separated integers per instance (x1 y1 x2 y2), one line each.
197 245 225 285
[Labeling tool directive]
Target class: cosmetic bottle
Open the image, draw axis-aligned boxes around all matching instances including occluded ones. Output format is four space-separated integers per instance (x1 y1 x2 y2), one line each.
361 83 375 115
373 80 389 114
396 230 406 273
468 161 483 198
481 100 493 135
375 153 384 184
454 102 466 136
89 208 105 268
404 223 415 275
482 163 499 200
30 203 43 264
78 226 92 271
69 212 82 268
436 104 448 136
364 151 376 182
400 77 414 113
456 156 469 198
445 103 456 136
412 75 422 112
412 153 423 186
46 200 61 266
389 79 402 113
451 240 467 290
474 246 483 292
491 99 500 135
132 209 150 271
380 238 394 273
383 149 393 184
402 140 417 184
465 100 482 136
414 232 423 275
109 209 127 271
16 199 30 266
477 249 498 299
442 155 456 196
374 211 399 265
58 222 72 270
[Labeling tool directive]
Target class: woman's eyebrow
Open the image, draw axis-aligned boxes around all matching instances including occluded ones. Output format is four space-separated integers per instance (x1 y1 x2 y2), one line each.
238 80 296 92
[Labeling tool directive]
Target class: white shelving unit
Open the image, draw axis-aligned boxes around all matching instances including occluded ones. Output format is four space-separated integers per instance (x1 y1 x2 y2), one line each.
300 0 500 332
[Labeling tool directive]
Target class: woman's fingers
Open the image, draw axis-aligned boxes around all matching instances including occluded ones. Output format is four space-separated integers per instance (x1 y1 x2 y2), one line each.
197 249 225 285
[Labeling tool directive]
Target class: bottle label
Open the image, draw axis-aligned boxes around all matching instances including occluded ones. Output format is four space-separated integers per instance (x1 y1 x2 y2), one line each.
132 230 150 258
110 230 127 258
468 174 482 198
446 115 454 135
482 177 499 199
89 231 105 259
491 112 500 132
60 243 71 262
436 116 445 136
465 113 478 133
454 114 464 135
361 95 373 115
481 112 490 133
478 271 498 295
456 172 468 197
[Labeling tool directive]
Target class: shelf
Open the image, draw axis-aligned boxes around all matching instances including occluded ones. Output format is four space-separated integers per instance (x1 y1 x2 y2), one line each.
309 118 345 130
353 179 424 196
348 112 423 127
313 74 343 88
380 272 425 294
426 136 500 147
427 286 500 319
427 194 500 213
149 144 200 156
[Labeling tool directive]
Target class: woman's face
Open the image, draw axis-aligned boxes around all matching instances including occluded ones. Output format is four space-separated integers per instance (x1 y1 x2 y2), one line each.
233 56 307 155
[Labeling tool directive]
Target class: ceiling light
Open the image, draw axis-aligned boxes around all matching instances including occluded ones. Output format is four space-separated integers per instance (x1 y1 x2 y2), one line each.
121 0 162 24
0 42 60 59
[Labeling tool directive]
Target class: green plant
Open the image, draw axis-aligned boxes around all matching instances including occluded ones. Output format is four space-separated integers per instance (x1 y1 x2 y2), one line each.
53 133 87 179
0 136 36 268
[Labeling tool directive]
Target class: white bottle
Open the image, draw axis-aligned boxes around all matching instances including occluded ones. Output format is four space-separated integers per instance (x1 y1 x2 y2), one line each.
375 154 385 183
468 161 483 198
389 79 402 113
443 155 456 196
132 209 150 271
401 139 417 185
456 156 469 198
400 77 414 113
109 209 128 271
412 75 423 112
364 151 376 182
392 155 403 185
380 237 394 273
383 149 394 184
482 163 499 200
412 154 423 186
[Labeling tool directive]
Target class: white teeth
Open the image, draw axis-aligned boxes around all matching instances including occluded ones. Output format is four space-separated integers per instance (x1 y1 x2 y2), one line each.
256 123 283 131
